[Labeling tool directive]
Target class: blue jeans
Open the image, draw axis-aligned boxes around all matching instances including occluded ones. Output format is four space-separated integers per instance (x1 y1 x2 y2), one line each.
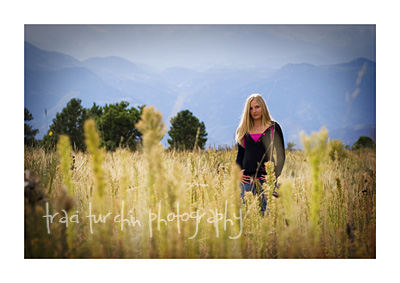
240 179 267 212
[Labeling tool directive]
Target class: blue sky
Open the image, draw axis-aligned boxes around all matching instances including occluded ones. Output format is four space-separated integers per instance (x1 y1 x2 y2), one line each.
24 24 376 142
25 25 375 70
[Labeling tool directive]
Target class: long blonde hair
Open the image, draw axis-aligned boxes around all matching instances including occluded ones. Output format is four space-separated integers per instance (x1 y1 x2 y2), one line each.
236 93 273 146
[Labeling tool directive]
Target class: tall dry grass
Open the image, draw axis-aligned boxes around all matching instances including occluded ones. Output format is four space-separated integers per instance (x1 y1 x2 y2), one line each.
24 109 375 258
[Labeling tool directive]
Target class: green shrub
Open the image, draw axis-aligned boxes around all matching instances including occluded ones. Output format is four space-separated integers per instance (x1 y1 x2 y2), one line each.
329 139 348 161
352 136 375 150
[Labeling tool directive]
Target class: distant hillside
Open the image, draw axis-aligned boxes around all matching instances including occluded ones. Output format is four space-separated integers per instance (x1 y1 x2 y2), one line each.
25 42 83 71
24 42 376 148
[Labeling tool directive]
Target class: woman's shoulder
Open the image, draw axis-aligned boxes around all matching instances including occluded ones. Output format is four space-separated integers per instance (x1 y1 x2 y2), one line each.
265 121 279 130
271 120 282 129
271 121 284 135
266 121 283 133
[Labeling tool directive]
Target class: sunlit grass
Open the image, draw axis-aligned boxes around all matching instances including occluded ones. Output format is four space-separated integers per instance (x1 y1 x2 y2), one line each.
24 122 375 258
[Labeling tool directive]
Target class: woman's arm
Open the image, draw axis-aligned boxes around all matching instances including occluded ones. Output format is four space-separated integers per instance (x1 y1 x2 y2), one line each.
273 122 286 178
236 143 251 184
236 143 244 169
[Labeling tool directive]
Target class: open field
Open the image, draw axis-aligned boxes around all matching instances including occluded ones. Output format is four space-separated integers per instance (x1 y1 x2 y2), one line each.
24 116 375 259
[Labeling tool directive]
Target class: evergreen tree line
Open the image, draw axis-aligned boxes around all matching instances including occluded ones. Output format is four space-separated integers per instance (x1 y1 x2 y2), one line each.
24 98 208 151
25 98 374 152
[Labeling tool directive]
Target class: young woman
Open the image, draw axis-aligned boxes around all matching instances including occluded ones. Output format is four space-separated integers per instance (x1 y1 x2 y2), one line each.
235 93 285 212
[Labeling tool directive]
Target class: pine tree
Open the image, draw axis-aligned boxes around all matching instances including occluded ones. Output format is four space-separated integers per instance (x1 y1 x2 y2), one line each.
24 108 39 145
43 98 88 150
95 101 143 151
352 136 375 150
167 110 207 150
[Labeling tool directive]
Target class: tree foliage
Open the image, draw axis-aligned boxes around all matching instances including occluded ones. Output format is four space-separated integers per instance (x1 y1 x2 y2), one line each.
352 136 375 150
167 110 207 150
286 141 296 151
43 99 143 151
43 98 88 150
94 101 143 151
24 108 39 145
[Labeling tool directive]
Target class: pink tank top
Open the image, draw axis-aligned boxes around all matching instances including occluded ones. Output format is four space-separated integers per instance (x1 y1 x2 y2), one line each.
243 126 274 148
250 133 263 142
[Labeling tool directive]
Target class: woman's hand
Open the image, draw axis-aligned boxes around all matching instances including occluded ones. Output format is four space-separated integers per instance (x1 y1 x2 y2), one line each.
240 169 251 185
260 175 277 182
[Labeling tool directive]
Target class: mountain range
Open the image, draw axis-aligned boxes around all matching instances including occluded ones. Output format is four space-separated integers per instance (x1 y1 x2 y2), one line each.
24 41 376 148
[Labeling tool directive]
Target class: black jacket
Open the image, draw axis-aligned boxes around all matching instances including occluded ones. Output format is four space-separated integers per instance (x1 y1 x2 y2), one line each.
236 121 285 178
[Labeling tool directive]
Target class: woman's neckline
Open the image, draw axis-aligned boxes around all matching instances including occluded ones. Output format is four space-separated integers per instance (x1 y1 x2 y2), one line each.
249 123 273 135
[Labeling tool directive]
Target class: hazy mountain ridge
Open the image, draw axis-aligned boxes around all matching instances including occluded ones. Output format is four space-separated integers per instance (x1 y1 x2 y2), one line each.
24 41 376 148
25 42 83 71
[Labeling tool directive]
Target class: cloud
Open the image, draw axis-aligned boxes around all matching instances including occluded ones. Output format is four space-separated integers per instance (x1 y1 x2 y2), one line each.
352 61 369 99
47 91 79 117
352 87 361 99
345 91 351 102
356 61 368 87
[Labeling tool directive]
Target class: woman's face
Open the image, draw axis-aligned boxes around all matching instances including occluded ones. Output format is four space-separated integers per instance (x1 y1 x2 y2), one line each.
250 99 262 120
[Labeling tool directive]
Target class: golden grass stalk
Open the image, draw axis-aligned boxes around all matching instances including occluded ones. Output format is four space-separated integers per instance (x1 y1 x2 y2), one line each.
84 119 106 198
135 106 166 203
56 135 74 195
301 127 329 248
135 106 169 257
